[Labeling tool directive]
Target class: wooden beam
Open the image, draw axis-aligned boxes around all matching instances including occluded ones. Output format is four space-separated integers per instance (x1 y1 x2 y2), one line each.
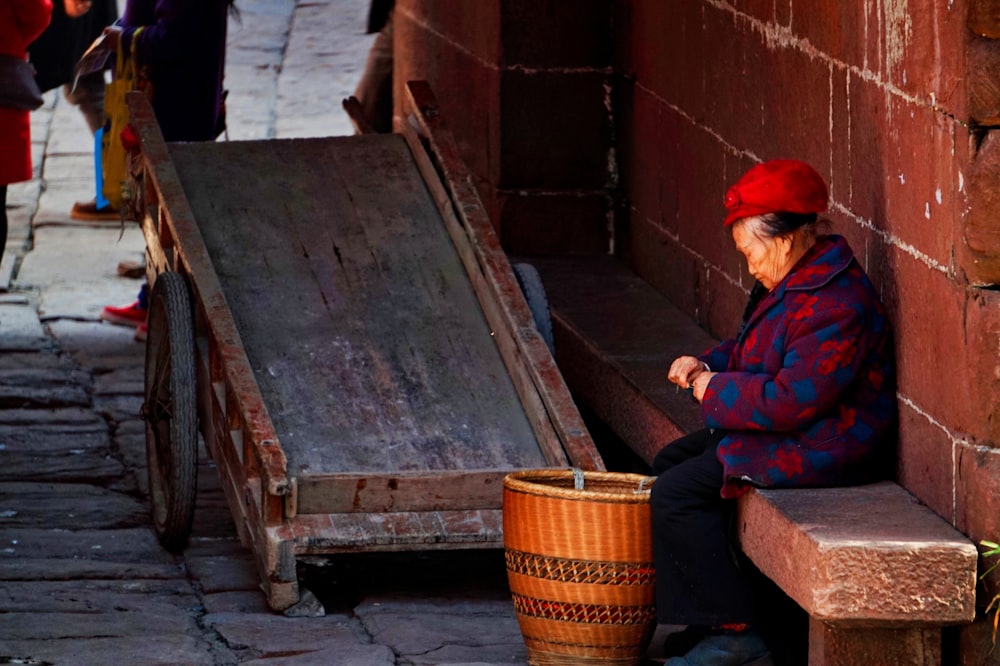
295 469 512 514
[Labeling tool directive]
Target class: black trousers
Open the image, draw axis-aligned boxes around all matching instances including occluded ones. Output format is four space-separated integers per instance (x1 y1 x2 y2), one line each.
650 428 757 626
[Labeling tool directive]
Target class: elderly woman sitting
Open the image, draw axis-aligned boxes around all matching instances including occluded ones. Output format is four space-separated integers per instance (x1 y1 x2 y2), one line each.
651 160 897 666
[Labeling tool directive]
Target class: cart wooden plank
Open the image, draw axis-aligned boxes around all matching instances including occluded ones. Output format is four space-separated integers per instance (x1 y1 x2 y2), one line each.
166 136 548 479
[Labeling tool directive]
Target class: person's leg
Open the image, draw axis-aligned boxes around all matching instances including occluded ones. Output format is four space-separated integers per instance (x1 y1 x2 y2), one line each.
63 73 106 135
651 436 756 627
65 76 118 220
651 428 719 475
0 185 8 267
352 13 394 133
651 433 771 664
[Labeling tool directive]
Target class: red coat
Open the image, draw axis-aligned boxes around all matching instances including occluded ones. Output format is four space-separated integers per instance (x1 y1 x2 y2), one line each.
699 235 897 498
0 0 53 185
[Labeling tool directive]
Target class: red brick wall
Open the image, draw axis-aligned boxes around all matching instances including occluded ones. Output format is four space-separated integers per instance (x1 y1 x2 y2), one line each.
393 0 613 254
614 1 1000 658
395 2 1000 656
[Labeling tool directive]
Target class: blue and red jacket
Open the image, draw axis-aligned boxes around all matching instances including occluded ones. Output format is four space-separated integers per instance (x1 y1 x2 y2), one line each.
698 235 897 498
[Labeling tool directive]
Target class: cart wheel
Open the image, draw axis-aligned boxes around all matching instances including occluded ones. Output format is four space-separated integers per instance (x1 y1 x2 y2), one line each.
142 271 198 553
512 262 555 356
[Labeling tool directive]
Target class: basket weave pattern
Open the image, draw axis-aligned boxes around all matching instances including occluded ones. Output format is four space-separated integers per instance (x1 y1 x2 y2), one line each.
511 592 656 625
503 469 657 666
505 549 655 586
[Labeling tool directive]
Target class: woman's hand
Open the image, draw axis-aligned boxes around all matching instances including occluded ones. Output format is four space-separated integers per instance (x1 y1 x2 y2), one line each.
690 371 716 403
668 356 705 390
102 25 123 50
669 356 716 402
65 0 92 18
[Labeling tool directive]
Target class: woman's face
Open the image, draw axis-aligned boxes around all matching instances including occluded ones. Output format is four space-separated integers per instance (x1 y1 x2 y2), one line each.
732 218 791 290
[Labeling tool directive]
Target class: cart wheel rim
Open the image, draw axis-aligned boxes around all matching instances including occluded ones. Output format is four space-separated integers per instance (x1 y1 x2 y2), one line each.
143 271 198 552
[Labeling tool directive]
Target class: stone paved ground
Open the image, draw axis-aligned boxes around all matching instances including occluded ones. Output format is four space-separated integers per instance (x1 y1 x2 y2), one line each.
0 1 530 664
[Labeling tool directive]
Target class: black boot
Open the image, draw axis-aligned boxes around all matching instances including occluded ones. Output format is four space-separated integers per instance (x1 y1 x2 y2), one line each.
665 629 772 666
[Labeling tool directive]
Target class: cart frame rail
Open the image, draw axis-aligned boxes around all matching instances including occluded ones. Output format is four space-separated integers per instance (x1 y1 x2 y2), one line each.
124 82 603 610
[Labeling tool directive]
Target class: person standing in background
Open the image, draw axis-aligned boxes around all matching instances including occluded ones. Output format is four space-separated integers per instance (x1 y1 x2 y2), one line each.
1 0 54 270
29 0 120 221
352 0 394 133
98 0 234 340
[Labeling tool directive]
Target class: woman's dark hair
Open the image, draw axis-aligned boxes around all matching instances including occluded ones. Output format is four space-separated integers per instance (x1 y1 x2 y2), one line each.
753 211 818 238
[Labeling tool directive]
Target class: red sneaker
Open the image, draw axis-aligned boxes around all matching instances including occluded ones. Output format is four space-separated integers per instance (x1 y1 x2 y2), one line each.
100 300 148 327
134 322 148 342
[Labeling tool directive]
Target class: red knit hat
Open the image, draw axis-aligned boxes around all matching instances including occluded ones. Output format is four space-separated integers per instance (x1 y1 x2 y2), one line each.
723 159 828 226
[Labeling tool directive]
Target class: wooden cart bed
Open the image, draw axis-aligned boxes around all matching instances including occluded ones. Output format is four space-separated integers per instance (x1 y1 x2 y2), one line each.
125 83 603 610
169 135 545 476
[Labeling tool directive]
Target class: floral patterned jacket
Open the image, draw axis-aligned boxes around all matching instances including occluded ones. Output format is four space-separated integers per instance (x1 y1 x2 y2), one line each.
699 235 897 498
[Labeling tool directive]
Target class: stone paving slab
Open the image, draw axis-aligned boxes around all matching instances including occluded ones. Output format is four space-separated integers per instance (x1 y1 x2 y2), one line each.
357 598 525 664
18 226 145 321
0 579 198 615
0 445 122 483
0 527 172 564
48 320 146 370
0 608 199 641
0 482 147 529
0 354 91 408
0 1 541 663
0 303 52 351
0 557 180 582
0 406 105 426
0 636 225 666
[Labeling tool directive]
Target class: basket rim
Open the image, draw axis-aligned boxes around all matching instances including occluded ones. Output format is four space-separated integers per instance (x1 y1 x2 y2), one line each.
503 469 656 503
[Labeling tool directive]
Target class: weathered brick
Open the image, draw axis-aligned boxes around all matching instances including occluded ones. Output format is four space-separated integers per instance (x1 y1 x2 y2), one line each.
968 0 1000 38
882 95 956 269
830 68 851 206
862 0 884 77
499 69 611 189
830 211 894 297
628 218 701 322
500 0 612 68
757 46 832 183
704 10 764 153
897 403 955 522
959 127 1000 285
964 287 1000 443
956 619 1000 666
791 2 867 70
497 191 610 255
883 0 964 109
394 8 502 207
624 0 703 115
618 85 670 234
400 0 499 63
675 125 730 265
733 0 778 24
968 36 1000 127
847 73 891 227
704 273 753 345
933 2 968 117
888 251 972 430
956 442 1000 547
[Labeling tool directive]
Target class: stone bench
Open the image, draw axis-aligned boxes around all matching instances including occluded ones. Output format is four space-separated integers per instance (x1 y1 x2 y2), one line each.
528 254 979 665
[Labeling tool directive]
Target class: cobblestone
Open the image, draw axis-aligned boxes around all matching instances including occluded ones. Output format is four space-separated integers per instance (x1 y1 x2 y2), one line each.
0 2 530 664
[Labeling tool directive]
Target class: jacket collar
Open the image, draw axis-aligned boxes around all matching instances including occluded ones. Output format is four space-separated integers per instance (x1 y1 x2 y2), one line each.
778 234 853 294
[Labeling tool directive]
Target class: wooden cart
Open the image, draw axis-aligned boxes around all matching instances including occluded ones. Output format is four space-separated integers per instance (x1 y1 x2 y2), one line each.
124 82 604 611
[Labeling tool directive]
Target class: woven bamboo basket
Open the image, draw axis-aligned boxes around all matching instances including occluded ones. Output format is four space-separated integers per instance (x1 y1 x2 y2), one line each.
502 469 657 666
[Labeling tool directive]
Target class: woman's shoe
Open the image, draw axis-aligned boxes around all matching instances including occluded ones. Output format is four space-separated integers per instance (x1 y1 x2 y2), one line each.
70 199 119 222
662 626 707 658
665 630 773 666
100 300 148 327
